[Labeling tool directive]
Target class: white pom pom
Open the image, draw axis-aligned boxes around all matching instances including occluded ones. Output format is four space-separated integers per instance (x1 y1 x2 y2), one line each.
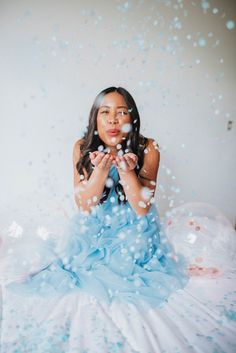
138 201 147 208
141 187 153 201
121 123 132 133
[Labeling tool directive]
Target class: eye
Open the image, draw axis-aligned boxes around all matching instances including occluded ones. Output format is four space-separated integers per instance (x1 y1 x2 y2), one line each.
101 110 109 114
117 111 127 116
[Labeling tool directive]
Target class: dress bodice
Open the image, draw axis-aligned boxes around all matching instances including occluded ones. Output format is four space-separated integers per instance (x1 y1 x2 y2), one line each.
103 164 121 204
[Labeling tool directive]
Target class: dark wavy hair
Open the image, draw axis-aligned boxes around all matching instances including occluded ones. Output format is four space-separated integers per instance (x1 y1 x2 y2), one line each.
76 86 149 204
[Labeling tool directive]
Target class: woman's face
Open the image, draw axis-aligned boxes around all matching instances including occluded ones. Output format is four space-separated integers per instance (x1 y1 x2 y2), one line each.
96 92 132 151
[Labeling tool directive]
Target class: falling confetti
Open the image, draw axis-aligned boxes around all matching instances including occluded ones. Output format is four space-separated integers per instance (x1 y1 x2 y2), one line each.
226 20 235 30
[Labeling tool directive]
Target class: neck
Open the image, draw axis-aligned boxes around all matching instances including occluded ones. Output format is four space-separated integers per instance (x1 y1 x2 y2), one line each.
105 145 118 156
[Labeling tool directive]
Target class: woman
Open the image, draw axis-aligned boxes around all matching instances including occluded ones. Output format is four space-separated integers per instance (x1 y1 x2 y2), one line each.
0 87 235 352
68 86 189 307
73 86 160 217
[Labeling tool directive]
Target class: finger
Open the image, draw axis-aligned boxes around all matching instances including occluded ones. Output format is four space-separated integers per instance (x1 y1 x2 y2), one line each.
90 151 101 161
89 152 97 160
112 156 118 166
124 155 136 169
127 153 138 163
117 156 128 171
99 153 110 168
104 154 113 168
116 156 122 166
94 152 105 165
124 155 135 168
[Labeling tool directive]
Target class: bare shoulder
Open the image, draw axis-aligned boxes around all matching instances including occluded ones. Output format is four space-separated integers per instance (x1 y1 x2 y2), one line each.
146 137 160 149
73 138 84 160
138 137 160 184
144 137 160 163
73 138 84 151
73 138 88 186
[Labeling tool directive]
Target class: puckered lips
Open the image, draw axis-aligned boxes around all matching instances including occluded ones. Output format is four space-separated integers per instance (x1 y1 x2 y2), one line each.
106 128 120 136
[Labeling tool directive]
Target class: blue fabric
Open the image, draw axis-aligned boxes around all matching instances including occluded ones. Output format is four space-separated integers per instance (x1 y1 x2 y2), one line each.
7 165 189 307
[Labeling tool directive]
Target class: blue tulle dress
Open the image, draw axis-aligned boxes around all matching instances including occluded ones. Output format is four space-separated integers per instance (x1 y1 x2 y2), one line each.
5 164 189 308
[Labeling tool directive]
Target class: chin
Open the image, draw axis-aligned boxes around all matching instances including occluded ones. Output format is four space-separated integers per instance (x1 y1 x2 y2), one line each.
101 135 120 146
108 136 121 145
99 133 128 149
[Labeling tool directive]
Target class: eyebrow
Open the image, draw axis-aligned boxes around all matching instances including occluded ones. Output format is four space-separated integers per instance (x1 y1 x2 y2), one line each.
99 105 128 109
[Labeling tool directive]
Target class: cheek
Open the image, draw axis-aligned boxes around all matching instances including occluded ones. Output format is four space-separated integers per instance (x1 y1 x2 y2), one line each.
97 117 106 133
124 115 131 125
97 118 105 132
121 116 132 134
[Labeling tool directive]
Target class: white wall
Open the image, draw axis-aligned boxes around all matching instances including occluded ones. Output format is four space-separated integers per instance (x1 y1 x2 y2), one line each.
0 0 235 225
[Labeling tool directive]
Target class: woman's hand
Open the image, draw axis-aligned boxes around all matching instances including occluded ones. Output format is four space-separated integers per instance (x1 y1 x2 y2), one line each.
113 153 138 172
89 151 114 171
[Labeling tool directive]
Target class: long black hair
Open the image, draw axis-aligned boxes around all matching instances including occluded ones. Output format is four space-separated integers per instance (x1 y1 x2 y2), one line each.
76 86 149 204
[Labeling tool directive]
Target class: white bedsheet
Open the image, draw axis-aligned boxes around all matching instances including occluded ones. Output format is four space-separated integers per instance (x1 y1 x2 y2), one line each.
1 264 235 353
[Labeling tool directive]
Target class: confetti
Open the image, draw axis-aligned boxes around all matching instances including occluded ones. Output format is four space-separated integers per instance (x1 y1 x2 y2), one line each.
226 20 235 30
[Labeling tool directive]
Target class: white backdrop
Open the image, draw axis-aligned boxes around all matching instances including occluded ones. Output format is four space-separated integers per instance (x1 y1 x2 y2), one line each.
0 0 235 225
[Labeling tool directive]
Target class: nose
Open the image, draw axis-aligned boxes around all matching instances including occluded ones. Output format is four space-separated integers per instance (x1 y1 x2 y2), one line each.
107 111 118 124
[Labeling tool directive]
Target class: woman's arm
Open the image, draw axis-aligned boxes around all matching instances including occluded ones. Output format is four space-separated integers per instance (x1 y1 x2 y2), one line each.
117 138 160 216
73 140 113 212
